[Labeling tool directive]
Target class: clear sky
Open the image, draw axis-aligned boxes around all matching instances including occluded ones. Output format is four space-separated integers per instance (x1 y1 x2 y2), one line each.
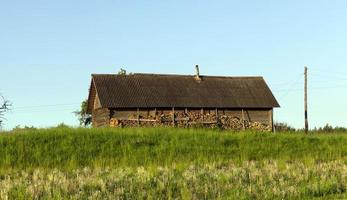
1 0 347 130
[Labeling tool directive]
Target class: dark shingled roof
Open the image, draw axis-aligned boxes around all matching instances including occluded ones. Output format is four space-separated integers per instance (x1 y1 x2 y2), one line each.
87 73 279 113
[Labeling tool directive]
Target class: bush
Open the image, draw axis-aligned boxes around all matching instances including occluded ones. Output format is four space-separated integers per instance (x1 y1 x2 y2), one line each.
56 123 71 129
274 122 296 132
12 125 37 132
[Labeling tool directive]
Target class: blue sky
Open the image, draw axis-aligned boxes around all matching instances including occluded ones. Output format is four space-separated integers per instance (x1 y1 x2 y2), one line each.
1 0 347 130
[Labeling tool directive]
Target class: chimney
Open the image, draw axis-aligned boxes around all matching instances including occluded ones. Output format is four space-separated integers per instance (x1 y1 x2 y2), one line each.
195 65 201 81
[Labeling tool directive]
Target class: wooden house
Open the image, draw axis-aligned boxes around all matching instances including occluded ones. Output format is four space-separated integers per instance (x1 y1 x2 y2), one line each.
86 66 279 131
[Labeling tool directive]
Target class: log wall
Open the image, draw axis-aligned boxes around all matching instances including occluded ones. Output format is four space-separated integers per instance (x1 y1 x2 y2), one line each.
92 108 111 127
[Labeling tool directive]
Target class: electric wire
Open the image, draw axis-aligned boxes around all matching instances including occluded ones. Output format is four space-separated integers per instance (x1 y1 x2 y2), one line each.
6 69 347 115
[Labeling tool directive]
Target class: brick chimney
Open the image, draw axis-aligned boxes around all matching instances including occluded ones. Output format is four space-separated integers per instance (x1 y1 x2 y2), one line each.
195 65 201 82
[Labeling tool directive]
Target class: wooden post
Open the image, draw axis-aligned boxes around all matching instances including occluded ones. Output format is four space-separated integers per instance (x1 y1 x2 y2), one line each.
215 108 219 124
137 108 140 126
172 107 175 127
241 109 245 130
201 108 204 122
269 109 274 132
304 66 309 134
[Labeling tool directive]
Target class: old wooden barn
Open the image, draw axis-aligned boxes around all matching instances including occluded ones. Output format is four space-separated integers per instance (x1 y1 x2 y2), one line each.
86 67 280 131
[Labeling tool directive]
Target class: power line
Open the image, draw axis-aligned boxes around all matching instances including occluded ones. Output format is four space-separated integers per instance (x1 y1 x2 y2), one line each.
309 84 347 90
6 69 347 115
275 73 304 101
310 68 347 77
309 71 347 80
9 109 78 114
270 80 304 86
274 84 347 93
12 103 80 110
271 69 347 93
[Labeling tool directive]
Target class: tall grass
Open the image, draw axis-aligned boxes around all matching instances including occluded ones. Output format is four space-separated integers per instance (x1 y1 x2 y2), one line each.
1 128 347 199
1 161 347 200
0 127 346 170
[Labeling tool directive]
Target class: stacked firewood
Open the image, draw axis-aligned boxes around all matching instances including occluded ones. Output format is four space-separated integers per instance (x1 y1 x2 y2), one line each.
110 112 271 131
246 121 271 132
174 112 189 128
109 118 119 127
220 116 244 130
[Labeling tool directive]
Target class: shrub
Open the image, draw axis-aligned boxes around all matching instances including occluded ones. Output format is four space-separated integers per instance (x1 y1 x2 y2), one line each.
274 122 296 132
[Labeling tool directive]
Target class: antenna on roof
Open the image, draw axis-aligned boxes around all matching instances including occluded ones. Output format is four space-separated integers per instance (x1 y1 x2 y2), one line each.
195 65 201 82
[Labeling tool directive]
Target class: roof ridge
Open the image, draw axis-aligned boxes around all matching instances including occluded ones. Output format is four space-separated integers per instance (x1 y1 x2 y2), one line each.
92 73 263 79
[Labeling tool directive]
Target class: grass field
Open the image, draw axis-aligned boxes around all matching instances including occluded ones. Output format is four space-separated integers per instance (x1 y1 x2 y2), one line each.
0 128 347 199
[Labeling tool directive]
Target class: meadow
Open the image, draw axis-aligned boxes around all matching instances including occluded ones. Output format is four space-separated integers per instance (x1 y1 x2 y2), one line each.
0 128 347 199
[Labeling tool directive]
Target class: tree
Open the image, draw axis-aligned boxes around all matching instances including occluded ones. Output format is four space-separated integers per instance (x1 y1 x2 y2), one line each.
0 95 11 129
118 68 127 75
74 100 91 126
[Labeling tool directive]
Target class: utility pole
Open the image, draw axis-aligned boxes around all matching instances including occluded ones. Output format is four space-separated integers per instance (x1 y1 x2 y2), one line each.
304 66 309 134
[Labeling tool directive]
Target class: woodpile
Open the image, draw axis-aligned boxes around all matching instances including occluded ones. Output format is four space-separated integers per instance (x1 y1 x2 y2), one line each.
109 118 120 127
109 111 271 131
247 121 271 132
220 116 244 130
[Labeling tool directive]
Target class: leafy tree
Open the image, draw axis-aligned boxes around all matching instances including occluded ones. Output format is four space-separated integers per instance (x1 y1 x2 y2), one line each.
74 100 91 126
0 95 11 129
312 124 347 133
118 68 127 75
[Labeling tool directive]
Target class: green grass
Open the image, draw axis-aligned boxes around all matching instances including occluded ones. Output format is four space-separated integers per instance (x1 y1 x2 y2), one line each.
0 127 346 170
0 127 347 199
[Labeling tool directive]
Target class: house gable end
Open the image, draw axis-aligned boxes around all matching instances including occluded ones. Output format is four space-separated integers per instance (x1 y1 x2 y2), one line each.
87 78 103 114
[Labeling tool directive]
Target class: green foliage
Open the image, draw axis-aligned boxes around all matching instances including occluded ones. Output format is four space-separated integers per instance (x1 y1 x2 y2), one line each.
313 124 347 133
1 161 347 199
7 186 27 200
0 128 346 170
118 68 127 75
0 128 347 199
56 123 71 129
12 125 37 132
274 122 296 132
73 100 91 126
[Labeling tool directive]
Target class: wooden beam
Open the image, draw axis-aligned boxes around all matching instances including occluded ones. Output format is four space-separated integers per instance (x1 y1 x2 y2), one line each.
201 108 204 121
137 108 140 126
241 109 245 130
189 121 218 125
117 118 157 122
215 108 219 124
172 107 175 127
154 108 158 121
269 109 274 132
